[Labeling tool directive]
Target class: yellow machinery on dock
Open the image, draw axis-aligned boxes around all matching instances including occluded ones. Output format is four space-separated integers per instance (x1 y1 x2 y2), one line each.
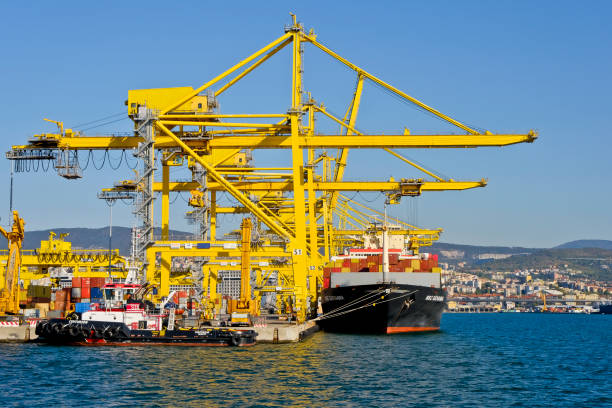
6 16 537 322
0 212 25 315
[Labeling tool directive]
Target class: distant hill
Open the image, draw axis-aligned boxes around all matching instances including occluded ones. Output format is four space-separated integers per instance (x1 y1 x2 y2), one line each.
554 240 612 250
474 248 612 282
23 226 194 255
430 242 539 263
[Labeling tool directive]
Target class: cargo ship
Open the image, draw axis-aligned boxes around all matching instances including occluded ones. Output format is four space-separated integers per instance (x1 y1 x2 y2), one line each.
317 225 445 334
34 282 256 346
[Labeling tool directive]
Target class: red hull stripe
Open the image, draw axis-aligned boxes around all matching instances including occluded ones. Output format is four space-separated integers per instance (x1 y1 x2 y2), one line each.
386 326 439 334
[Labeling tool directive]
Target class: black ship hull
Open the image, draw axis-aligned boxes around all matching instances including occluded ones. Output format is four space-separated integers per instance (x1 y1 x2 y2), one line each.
317 283 445 334
597 304 612 314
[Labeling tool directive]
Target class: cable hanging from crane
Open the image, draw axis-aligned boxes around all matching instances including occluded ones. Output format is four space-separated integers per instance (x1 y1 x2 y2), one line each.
72 111 125 130
107 150 125 170
76 150 92 171
170 192 181 205
41 158 51 172
92 150 108 171
178 191 189 204
125 151 139 170
120 198 134 206
357 191 382 203
78 116 130 132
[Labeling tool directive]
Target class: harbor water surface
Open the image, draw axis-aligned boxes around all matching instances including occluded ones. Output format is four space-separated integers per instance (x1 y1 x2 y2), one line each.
2 314 610 407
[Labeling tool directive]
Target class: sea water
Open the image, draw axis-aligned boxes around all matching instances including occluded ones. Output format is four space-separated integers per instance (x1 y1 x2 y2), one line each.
1 314 610 407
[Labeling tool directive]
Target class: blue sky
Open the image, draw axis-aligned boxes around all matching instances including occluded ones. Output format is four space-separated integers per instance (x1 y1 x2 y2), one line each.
0 1 610 247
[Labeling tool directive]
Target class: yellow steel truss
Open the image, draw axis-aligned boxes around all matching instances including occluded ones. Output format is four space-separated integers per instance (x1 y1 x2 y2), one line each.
6 16 537 322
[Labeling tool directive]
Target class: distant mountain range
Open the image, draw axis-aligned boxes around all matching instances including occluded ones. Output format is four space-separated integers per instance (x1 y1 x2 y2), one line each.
23 226 194 255
554 240 612 250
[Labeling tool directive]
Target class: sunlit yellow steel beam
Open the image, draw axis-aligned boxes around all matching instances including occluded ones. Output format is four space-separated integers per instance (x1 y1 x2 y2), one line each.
383 149 446 182
332 229 442 236
160 31 293 115
215 206 311 214
203 133 538 148
160 121 288 128
153 179 486 192
215 37 292 97
216 167 293 171
155 122 293 240
160 114 289 119
11 131 537 151
316 106 448 181
339 194 425 230
302 32 480 135
337 200 372 226
213 148 242 167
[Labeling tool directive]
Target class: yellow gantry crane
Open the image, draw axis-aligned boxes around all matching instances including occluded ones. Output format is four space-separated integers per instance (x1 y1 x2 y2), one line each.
6 16 537 322
0 211 25 315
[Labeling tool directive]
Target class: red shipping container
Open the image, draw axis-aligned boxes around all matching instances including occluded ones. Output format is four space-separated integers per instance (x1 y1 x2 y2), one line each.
332 267 341 273
72 277 82 288
389 254 399 265
82 277 91 288
323 277 330 288
63 288 71 303
81 286 91 298
55 290 65 302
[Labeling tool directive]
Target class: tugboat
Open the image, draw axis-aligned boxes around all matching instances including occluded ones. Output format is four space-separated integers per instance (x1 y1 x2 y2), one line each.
317 224 446 334
35 282 256 347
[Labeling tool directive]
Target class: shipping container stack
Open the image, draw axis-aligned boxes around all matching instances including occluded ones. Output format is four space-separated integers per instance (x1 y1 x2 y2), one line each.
22 285 52 318
69 276 108 315
322 251 441 288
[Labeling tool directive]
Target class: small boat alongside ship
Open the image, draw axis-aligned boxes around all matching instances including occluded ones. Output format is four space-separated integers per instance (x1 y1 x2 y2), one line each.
34 282 256 347
317 225 446 334
35 318 256 346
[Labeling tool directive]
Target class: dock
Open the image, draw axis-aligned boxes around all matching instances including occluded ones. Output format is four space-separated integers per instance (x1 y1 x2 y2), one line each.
0 324 33 342
249 321 319 343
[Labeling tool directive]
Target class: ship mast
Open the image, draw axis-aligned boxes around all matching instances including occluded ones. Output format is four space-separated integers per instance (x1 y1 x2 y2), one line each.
382 203 389 283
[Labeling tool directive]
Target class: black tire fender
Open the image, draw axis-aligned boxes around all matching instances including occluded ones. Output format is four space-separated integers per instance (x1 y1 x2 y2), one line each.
35 322 46 336
68 325 80 338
